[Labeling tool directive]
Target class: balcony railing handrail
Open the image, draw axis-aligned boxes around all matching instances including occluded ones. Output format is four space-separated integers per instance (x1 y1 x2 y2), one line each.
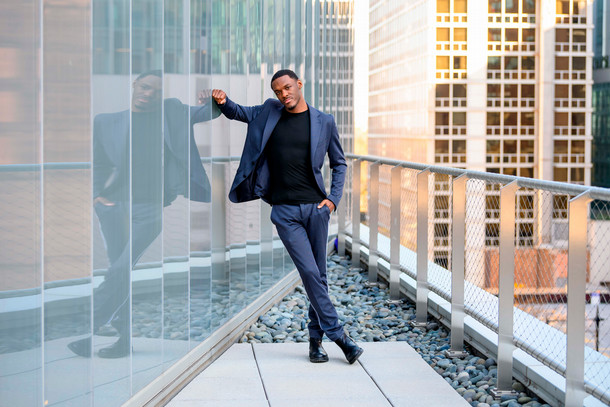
346 153 610 201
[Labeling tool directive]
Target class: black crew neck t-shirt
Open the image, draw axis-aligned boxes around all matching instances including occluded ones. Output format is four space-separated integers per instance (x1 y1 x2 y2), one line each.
264 109 326 205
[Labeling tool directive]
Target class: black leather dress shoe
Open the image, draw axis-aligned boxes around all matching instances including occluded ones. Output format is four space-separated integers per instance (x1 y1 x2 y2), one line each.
309 338 329 363
334 333 363 364
67 337 92 358
98 337 130 359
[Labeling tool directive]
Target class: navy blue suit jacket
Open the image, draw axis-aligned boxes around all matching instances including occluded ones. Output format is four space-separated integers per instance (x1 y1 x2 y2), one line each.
93 98 219 205
218 97 346 207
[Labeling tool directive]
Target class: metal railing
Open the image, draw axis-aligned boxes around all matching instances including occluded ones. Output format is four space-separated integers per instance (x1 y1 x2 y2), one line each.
338 154 610 406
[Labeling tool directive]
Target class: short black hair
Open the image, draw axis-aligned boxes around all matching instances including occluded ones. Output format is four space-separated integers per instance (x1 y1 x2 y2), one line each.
271 69 298 87
136 69 162 81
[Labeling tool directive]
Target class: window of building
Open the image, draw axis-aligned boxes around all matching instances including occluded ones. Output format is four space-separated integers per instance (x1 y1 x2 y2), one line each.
488 56 501 70
486 223 500 246
435 140 449 154
506 28 518 42
436 112 449 125
573 57 585 70
571 167 584 182
523 28 535 42
437 0 449 13
489 0 502 13
505 84 518 98
522 56 535 70
572 84 586 99
506 0 518 13
572 112 585 127
521 112 534 126
453 112 466 126
556 84 569 98
488 28 501 42
437 27 450 42
556 28 569 43
487 112 501 126
453 139 466 154
554 167 568 182
504 112 518 126
556 56 569 70
573 28 586 43
454 27 467 42
556 0 569 15
437 56 449 69
454 0 467 13
554 140 568 163
555 112 569 126
436 84 449 98
453 84 467 98
572 140 585 162
572 0 583 15
488 84 501 98
522 0 535 14
454 56 467 69
522 84 535 98
505 56 518 70
521 167 534 178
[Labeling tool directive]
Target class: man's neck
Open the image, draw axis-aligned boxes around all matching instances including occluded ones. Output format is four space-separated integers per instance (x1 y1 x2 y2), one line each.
285 100 308 114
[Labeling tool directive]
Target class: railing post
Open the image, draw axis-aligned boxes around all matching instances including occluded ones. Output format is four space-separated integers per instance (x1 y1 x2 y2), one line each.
337 172 347 256
491 180 519 399
446 174 468 358
211 161 227 282
388 165 402 301
351 159 361 268
367 162 380 285
565 191 592 406
412 169 430 326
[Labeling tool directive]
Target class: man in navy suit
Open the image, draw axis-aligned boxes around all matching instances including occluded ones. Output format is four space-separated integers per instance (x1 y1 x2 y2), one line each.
212 69 363 364
68 70 219 358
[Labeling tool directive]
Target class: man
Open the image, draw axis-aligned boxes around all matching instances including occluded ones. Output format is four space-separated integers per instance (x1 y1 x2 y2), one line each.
68 70 219 358
212 69 363 364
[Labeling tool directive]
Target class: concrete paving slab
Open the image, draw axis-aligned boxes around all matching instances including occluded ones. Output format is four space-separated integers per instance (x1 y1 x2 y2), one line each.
167 342 472 407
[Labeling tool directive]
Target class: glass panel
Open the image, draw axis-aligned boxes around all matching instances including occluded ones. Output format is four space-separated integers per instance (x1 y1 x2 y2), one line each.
506 28 518 42
505 56 518 70
506 0 518 13
453 84 467 98
504 84 518 98
573 56 586 70
453 56 466 69
522 0 535 14
556 84 569 98
90 0 132 404
436 84 450 98
488 84 501 97
42 0 93 404
0 1 43 406
488 56 501 70
522 84 535 98
555 56 569 70
489 0 502 13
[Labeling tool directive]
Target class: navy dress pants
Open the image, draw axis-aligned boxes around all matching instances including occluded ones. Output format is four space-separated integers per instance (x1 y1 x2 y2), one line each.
270 203 344 341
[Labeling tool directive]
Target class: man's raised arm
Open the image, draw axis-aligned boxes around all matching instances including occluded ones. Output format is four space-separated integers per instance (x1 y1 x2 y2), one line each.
212 89 265 123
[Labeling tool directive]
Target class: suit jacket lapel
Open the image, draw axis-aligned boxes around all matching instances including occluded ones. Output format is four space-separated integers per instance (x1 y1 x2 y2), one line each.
308 104 321 164
261 104 283 151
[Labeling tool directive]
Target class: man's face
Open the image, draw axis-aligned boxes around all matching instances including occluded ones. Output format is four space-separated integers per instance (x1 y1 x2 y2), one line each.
271 75 302 111
132 75 162 112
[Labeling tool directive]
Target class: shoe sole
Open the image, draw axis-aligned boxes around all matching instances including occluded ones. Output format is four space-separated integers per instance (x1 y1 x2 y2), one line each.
347 348 364 364
309 356 329 363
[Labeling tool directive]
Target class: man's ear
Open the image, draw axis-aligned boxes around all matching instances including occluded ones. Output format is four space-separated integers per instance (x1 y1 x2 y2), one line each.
297 79 303 89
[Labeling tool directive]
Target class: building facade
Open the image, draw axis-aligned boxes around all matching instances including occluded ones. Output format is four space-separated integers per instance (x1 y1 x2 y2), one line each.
369 0 593 276
0 1 353 406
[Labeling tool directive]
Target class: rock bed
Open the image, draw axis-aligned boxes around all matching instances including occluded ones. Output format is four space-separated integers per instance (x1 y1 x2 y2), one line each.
239 254 551 407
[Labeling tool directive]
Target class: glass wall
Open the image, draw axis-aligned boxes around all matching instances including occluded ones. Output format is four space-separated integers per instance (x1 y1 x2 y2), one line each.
0 0 353 405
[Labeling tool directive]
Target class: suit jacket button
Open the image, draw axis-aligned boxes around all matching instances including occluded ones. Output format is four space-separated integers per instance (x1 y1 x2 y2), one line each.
242 174 247 178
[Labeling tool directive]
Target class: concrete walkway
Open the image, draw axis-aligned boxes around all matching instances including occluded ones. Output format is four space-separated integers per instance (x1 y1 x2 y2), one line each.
167 341 470 407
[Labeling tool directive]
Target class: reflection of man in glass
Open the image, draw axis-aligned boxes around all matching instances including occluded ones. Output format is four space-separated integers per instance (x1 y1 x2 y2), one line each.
68 70 219 358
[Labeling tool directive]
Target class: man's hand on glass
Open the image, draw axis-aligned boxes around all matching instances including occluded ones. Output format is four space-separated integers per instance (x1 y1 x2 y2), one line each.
212 89 227 105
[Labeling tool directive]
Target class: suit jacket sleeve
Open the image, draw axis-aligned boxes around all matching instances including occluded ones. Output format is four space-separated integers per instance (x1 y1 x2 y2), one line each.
326 116 347 209
217 97 266 123
190 99 222 124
